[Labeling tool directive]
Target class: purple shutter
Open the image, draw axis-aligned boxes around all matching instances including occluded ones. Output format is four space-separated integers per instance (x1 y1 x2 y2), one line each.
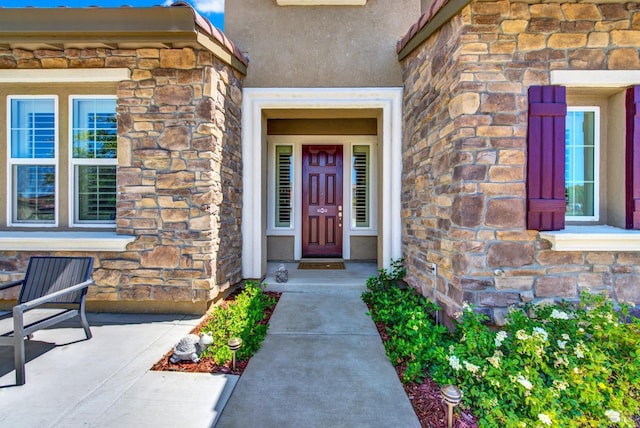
527 86 567 231
626 86 640 230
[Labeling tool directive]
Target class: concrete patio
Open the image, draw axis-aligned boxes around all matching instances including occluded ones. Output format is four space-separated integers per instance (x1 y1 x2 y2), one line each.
0 312 237 427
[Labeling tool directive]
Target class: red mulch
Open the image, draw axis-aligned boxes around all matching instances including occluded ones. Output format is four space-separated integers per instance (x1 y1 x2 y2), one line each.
150 290 281 376
373 320 479 428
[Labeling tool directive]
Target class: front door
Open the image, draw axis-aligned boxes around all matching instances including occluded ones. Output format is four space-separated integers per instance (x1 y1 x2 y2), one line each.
302 145 343 257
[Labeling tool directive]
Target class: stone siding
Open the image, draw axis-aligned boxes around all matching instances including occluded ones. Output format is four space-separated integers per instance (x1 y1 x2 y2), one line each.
401 1 640 324
0 47 244 313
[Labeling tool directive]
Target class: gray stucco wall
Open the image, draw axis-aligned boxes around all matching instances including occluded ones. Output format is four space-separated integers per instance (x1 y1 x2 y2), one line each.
225 0 421 87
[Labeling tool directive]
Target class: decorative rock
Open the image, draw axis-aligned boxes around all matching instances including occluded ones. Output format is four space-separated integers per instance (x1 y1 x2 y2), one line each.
169 333 214 363
275 264 289 283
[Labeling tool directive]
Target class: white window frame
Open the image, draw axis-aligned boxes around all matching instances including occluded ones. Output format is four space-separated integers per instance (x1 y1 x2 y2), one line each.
268 142 295 232
565 106 600 222
349 142 378 234
6 95 59 227
68 95 118 228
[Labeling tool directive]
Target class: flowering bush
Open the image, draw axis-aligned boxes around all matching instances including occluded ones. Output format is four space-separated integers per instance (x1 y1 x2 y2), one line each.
363 262 640 427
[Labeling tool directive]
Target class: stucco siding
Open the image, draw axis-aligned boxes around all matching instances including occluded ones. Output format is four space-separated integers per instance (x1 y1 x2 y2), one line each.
225 0 421 87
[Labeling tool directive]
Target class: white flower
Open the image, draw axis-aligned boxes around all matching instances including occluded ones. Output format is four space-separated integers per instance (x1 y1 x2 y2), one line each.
575 342 587 359
533 327 548 342
605 410 621 423
557 340 567 349
448 355 462 371
550 309 570 320
463 361 480 374
495 331 508 347
487 355 501 368
538 413 552 426
553 380 568 391
554 355 569 368
562 334 570 341
516 329 529 340
516 374 533 390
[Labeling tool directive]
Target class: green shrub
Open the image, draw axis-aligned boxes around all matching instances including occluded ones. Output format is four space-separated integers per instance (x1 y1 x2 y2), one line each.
364 261 640 427
200 281 276 364
362 259 447 382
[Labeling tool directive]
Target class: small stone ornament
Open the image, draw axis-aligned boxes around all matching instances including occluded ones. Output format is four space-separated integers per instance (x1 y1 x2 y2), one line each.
169 332 214 363
275 263 289 283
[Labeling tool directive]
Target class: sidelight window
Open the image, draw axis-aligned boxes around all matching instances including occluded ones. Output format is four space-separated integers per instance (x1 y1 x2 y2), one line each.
275 145 293 228
352 145 370 228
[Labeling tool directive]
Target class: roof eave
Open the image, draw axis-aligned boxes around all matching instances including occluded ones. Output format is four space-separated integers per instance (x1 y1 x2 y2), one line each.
0 5 247 74
397 0 472 61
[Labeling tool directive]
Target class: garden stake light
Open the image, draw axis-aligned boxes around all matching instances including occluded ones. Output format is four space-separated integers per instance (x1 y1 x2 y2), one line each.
441 384 462 428
228 337 242 371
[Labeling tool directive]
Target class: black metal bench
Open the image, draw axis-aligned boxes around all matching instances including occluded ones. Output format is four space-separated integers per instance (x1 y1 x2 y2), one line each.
0 256 95 385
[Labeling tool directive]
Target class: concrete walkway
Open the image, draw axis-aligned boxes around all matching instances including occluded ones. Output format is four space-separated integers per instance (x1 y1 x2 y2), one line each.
216 262 421 427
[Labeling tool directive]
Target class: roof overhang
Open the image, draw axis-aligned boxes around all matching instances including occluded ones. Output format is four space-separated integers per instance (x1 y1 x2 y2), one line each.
0 3 247 74
397 0 472 61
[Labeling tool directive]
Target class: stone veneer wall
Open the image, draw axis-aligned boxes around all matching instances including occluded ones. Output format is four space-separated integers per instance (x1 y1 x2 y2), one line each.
401 1 640 325
0 47 243 314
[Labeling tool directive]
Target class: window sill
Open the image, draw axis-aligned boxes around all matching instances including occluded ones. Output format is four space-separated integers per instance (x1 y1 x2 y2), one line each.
0 231 136 252
540 225 640 252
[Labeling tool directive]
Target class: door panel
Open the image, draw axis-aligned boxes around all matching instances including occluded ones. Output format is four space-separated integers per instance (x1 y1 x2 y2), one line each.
302 145 343 257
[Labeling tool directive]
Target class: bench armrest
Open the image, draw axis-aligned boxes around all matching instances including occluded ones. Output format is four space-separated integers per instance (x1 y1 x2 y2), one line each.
0 279 24 292
12 279 95 315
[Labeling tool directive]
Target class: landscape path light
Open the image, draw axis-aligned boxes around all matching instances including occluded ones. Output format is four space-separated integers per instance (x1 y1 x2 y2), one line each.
228 337 243 371
441 384 462 428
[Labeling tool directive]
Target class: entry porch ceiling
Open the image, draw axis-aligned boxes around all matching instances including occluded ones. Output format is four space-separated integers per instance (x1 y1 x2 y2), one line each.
263 108 381 119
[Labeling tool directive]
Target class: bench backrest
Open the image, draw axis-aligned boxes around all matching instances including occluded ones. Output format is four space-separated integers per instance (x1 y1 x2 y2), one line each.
18 257 94 304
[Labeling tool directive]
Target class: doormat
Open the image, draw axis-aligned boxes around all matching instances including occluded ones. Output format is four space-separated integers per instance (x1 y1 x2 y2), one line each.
298 261 346 270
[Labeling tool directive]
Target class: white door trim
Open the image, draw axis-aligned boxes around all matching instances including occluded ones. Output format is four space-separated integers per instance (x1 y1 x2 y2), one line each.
241 87 403 279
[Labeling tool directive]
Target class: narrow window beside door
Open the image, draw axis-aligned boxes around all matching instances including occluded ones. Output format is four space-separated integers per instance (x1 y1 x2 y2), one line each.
352 145 369 228
275 145 293 228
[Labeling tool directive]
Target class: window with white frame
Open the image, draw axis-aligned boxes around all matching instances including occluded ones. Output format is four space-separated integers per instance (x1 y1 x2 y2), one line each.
70 97 117 225
8 96 58 225
6 94 117 228
274 145 293 228
351 145 370 228
565 107 599 221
